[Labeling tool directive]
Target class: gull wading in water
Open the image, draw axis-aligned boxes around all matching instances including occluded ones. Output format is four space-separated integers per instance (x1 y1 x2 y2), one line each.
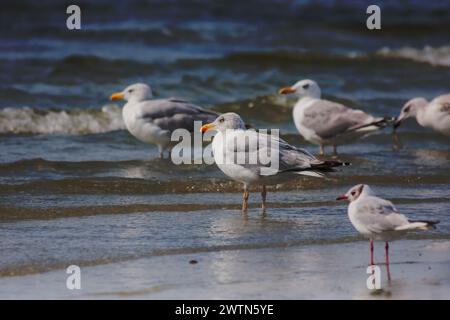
337 184 439 281
200 112 349 212
394 94 450 137
279 79 390 155
110 83 219 158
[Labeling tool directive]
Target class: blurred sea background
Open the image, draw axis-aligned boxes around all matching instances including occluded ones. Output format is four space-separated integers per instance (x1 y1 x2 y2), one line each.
0 0 449 296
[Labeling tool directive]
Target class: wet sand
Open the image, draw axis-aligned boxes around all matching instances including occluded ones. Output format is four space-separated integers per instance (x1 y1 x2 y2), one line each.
0 239 448 299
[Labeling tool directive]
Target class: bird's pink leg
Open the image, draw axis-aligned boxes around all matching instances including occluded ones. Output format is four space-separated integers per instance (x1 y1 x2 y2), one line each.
385 242 391 282
370 239 375 285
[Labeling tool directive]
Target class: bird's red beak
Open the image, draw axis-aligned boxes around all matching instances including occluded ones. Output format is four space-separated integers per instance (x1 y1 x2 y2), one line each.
336 195 348 201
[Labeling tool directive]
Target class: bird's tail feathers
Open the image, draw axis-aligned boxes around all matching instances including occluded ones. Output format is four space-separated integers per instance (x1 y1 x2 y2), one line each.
316 160 351 168
348 117 395 133
294 170 326 178
281 159 350 178
396 219 440 231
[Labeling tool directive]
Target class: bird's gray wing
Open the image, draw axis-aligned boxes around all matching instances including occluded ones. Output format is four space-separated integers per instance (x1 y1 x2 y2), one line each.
277 139 320 171
137 98 219 133
302 100 376 139
223 130 340 176
433 94 450 114
356 197 409 233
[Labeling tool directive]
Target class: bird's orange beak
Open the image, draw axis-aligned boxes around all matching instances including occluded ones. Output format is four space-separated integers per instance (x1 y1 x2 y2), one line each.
200 123 215 133
336 195 348 201
110 92 124 101
278 87 296 94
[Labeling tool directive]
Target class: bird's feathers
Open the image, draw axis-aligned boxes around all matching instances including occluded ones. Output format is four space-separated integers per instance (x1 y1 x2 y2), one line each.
301 99 381 139
137 98 219 133
351 194 439 235
396 219 440 231
218 129 346 177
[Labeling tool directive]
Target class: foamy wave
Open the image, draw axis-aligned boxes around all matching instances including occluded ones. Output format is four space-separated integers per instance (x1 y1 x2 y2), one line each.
0 105 125 134
377 46 450 67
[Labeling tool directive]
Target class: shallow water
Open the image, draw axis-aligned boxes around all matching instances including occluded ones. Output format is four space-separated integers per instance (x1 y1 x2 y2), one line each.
0 0 449 285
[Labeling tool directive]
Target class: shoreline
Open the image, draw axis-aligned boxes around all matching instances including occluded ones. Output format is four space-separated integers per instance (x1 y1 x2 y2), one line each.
0 239 449 299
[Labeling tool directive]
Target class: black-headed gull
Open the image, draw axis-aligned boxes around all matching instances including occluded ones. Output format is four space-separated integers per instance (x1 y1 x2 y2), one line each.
337 184 439 280
201 112 349 212
111 83 218 158
279 79 390 155
394 94 450 136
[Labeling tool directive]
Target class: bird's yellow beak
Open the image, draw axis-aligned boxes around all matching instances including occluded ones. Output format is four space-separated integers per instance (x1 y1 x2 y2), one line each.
278 87 296 94
200 123 215 133
110 92 124 101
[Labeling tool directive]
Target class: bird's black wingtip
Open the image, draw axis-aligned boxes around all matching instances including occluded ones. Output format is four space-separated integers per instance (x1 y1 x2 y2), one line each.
319 160 351 168
374 116 396 128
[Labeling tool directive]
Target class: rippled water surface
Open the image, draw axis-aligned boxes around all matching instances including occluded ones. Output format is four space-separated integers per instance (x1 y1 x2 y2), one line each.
0 0 449 279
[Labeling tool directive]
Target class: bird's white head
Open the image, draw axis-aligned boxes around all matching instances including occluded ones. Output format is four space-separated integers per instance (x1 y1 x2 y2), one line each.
278 79 321 99
394 97 428 129
200 112 246 133
336 184 374 202
110 83 153 103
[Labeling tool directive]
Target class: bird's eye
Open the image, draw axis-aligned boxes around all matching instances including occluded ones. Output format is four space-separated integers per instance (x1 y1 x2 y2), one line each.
128 89 134 93
404 105 410 113
219 118 224 123
302 83 310 89
351 191 356 196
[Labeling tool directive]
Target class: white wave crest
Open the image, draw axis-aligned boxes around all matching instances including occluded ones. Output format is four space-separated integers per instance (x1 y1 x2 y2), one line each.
377 45 450 67
0 105 125 134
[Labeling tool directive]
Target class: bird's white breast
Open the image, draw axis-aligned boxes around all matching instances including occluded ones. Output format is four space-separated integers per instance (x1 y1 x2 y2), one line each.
211 131 260 185
348 200 373 237
293 98 323 145
122 102 170 145
418 103 450 136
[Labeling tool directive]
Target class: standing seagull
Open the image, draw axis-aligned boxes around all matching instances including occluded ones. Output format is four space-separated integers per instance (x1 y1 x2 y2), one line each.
110 83 219 158
336 184 439 281
394 94 450 136
200 112 349 212
279 79 390 155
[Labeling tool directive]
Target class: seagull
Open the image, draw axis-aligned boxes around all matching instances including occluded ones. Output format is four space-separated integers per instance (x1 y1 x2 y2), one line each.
279 79 390 155
336 184 439 281
110 83 219 158
394 94 450 136
200 112 349 212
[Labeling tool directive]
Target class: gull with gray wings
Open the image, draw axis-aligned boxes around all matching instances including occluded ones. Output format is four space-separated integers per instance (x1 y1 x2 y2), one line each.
279 79 391 155
394 94 450 137
337 184 439 281
201 112 349 212
111 83 219 159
